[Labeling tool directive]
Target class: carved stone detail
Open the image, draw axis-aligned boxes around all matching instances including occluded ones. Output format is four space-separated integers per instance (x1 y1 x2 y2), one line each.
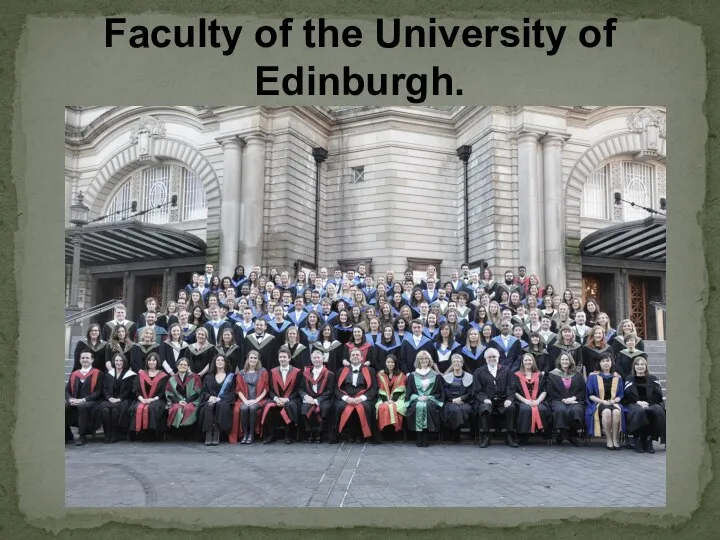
611 161 623 221
657 165 666 200
130 115 166 160
626 107 666 158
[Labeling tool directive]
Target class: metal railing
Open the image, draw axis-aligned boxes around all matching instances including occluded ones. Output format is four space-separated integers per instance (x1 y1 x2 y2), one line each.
65 299 124 326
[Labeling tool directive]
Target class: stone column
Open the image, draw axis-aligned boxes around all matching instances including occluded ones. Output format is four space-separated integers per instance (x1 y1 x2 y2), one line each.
217 136 244 277
240 135 267 269
516 132 542 277
542 134 566 290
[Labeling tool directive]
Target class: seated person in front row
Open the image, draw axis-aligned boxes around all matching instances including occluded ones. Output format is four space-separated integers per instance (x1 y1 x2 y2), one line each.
65 349 104 446
97 352 137 444
261 347 301 444
335 348 379 443
623 356 666 453
128 352 169 442
198 354 236 446
473 347 518 448
405 351 445 448
300 350 336 443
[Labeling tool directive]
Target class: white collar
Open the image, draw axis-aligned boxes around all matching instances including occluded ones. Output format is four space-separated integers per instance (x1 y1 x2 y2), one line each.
79 366 92 374
417 367 431 376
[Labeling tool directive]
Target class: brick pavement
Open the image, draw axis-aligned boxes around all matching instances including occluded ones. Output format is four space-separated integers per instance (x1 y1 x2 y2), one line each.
65 437 666 508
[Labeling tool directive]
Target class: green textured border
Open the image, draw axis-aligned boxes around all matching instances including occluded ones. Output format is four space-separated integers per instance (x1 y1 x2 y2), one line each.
2 2 715 539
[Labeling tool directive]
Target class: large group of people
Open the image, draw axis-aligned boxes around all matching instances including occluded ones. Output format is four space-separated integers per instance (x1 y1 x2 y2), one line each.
65 262 666 453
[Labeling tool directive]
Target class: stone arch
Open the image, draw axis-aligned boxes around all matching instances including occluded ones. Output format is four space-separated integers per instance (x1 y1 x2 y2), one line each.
563 131 667 292
84 138 222 261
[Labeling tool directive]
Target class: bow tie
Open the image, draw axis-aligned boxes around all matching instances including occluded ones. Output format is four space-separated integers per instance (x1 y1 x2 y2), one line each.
352 368 360 373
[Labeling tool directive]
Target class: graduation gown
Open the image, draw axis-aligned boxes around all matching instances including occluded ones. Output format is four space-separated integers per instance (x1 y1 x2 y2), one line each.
104 341 133 372
65 368 104 436
310 340 344 373
156 313 179 331
165 372 202 428
286 342 310 369
545 370 586 431
333 324 354 345
232 321 255 346
285 310 309 328
98 368 136 431
159 341 190 374
186 342 216 376
179 324 198 345
513 371 552 435
197 372 236 432
101 320 136 343
405 370 444 432
73 340 108 372
371 337 403 373
585 372 626 437
129 370 169 432
129 343 160 373
548 341 584 373
343 340 373 367
299 366 336 430
473 363 515 422
260 366 302 434
299 327 321 347
538 331 558 350
615 349 648 380
610 334 645 357
228 369 270 442
203 321 233 346
488 335 523 373
442 371 474 429
213 344 243 373
266 319 293 346
243 333 279 370
582 344 614 375
622 375 666 440
375 371 407 432
524 345 553 374
399 334 438 374
460 344 488 374
435 341 462 373
335 365 378 439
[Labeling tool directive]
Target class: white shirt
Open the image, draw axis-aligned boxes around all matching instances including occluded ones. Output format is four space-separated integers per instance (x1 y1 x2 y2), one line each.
79 366 92 376
280 367 289 383
412 334 422 347
501 335 510 348
311 367 322 394
343 366 368 402
576 325 588 335
293 310 304 320
487 363 498 378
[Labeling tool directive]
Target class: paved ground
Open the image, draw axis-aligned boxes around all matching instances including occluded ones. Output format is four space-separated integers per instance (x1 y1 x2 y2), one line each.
66 435 666 508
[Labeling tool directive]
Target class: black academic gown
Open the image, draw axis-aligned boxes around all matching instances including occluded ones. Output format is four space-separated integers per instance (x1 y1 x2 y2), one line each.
405 370 444 432
243 334 279 370
610 334 645 357
299 366 336 432
198 372 236 433
65 368 104 438
548 342 584 374
129 343 160 373
334 365 378 439
261 366 302 437
622 375 666 440
104 341 133 372
128 370 168 433
186 342 216 377
213 344 244 373
545 370 586 431
73 340 108 372
525 346 553 374
101 320 136 343
371 338 402 373
266 319 293 346
616 349 648 380
286 342 311 369
203 321 233 346
442 371 474 429
399 335 438 374
512 371 552 435
98 368 137 432
581 345 615 375
488 335 523 373
460 345 488 374
159 341 190 374
310 340 344 373
472 365 516 432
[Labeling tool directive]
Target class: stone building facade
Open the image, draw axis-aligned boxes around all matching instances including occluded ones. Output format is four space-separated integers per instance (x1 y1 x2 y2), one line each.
65 105 667 334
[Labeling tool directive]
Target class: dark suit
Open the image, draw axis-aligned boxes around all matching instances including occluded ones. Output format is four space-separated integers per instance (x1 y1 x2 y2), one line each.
472 364 517 433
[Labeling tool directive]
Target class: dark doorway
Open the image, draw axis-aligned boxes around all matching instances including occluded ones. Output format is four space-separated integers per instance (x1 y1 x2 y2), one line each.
134 274 165 321
631 275 663 340
176 272 194 295
92 277 124 326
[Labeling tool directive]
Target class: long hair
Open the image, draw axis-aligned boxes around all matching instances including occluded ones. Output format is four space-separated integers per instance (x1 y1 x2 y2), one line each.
85 323 102 343
144 352 161 371
383 354 401 376
587 325 608 350
555 352 577 374
519 352 539 374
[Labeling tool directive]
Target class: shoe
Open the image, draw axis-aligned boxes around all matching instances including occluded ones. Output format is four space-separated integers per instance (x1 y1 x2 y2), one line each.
416 437 423 447
422 433 429 447
285 437 293 444
453 432 461 444
240 435 248 444
645 437 655 454
636 440 645 453
554 432 563 445
212 429 220 446
75 436 86 447
567 436 580 447
479 434 490 448
246 435 255 444
205 432 213 446
506 434 519 448
328 435 338 444
263 437 274 445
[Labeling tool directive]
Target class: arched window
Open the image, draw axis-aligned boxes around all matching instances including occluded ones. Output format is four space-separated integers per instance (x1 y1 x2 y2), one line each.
104 164 207 224
581 159 661 222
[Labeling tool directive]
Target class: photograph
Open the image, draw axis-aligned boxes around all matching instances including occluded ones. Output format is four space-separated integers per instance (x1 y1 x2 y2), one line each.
64 104 667 508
